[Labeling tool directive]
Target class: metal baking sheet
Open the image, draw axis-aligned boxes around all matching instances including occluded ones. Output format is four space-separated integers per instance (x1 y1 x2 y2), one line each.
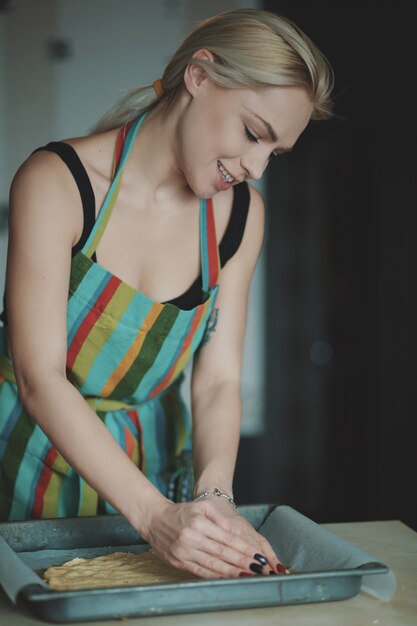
0 504 388 623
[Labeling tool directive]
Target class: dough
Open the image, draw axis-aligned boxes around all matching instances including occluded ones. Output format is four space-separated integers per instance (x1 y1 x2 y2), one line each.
43 550 198 590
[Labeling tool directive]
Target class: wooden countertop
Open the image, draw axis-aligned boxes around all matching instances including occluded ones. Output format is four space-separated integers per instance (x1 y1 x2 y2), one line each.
0 520 416 625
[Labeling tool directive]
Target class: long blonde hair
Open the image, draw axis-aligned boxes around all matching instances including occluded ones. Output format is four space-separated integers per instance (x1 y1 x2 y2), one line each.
91 8 334 134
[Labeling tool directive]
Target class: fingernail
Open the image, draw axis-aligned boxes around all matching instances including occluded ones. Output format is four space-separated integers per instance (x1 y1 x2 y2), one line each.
253 553 268 565
276 563 287 574
269 570 278 575
239 572 253 577
249 562 263 575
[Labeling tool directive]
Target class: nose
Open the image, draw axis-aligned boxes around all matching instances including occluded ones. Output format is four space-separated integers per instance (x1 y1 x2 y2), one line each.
240 152 268 181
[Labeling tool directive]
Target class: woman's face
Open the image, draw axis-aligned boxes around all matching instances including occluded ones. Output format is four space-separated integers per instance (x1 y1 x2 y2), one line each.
177 76 313 199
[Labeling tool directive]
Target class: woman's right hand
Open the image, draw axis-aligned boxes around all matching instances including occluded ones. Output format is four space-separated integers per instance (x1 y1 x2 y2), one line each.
141 498 274 579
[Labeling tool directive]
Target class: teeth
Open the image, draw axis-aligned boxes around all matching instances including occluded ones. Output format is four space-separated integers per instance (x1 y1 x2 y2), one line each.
218 160 234 183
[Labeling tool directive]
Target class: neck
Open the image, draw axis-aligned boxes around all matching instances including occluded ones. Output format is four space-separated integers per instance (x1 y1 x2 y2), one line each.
121 92 194 207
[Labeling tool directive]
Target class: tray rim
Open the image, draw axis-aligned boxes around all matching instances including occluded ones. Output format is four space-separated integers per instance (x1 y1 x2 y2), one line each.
1 504 390 622
19 564 389 601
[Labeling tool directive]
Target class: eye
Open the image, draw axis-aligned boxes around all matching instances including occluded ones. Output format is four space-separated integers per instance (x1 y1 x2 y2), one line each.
244 125 259 143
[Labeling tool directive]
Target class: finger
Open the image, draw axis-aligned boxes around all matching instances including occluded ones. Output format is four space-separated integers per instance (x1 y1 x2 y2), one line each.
176 544 259 579
187 533 268 576
199 503 282 574
255 535 284 573
167 510 265 575
152 519 268 578
191 516 273 576
177 557 240 580
156 514 253 570
164 542 244 579
196 514 264 565
154 549 219 579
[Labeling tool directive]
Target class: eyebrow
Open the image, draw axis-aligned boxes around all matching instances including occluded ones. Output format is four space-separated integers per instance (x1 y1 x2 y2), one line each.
252 113 293 153
253 114 278 141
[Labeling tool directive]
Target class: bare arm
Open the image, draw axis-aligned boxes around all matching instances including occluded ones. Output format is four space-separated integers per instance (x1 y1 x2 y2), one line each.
191 183 265 499
188 185 282 572
6 152 168 531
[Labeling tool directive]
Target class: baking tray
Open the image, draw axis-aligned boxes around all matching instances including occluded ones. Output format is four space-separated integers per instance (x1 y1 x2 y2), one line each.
0 504 389 623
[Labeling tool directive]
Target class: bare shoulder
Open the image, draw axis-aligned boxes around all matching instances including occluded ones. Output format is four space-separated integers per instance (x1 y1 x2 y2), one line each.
63 128 119 180
13 144 75 187
10 127 116 202
9 146 85 247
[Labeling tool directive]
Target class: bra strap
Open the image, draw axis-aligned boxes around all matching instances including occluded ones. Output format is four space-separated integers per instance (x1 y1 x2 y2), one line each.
81 113 148 259
200 197 220 293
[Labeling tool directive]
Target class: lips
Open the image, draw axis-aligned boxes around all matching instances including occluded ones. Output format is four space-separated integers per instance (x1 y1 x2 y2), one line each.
215 161 233 191
217 160 235 183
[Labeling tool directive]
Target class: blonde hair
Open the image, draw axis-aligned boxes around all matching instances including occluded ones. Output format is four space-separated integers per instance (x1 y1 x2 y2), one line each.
91 8 334 134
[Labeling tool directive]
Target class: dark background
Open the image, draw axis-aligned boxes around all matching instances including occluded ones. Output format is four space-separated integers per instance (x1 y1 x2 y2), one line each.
235 1 416 530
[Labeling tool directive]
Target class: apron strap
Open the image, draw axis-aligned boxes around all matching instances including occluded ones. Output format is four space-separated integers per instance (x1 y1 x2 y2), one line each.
0 353 16 383
200 197 220 293
80 109 221 293
112 118 136 176
81 113 148 259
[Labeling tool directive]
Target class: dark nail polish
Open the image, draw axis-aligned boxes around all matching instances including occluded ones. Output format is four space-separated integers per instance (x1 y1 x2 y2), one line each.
253 553 268 565
239 572 253 577
249 562 263 575
269 570 277 575
276 563 287 574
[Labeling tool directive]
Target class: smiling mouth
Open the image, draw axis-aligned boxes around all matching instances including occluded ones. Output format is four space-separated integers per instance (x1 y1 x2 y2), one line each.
217 160 234 183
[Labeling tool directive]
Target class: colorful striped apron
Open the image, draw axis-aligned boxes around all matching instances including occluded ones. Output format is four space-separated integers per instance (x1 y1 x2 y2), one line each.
0 113 220 521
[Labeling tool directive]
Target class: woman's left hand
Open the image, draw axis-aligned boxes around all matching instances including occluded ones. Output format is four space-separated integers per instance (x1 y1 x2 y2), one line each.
201 495 284 575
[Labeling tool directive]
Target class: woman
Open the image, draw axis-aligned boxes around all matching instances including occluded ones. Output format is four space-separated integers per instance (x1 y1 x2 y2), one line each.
0 9 333 578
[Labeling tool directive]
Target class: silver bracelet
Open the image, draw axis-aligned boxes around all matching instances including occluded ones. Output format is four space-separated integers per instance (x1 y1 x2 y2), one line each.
193 487 238 511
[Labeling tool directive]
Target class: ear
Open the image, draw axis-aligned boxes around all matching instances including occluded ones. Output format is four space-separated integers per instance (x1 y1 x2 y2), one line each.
183 49 215 97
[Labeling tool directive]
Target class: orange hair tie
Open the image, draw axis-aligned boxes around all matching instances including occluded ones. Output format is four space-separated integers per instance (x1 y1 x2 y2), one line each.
152 79 164 98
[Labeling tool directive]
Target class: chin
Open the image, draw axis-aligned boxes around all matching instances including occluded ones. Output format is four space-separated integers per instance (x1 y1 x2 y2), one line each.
187 180 215 200
198 190 215 200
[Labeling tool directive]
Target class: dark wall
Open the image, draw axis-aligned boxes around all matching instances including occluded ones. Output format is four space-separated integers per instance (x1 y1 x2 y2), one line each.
234 1 416 530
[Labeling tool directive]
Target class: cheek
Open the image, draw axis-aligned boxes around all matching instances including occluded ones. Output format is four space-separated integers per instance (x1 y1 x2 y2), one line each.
177 135 214 196
196 99 234 155
179 100 240 174
181 109 212 162
208 113 237 154
177 116 200 171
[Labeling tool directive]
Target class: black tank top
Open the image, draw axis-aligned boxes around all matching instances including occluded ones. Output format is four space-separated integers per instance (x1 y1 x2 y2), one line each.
0 142 250 323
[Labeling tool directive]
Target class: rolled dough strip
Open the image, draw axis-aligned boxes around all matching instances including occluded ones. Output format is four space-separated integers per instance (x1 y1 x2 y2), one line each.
43 550 198 590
